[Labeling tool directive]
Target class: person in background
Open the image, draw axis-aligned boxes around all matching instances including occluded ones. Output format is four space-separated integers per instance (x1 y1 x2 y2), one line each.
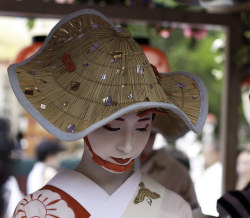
140 129 201 214
236 144 250 190
0 118 24 218
26 139 66 194
194 140 222 217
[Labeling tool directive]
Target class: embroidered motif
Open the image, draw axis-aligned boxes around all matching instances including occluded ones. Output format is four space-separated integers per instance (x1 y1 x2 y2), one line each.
134 182 160 206
13 189 74 218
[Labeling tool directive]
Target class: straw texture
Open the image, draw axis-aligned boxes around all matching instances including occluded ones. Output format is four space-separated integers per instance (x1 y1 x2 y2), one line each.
9 9 208 141
152 73 201 140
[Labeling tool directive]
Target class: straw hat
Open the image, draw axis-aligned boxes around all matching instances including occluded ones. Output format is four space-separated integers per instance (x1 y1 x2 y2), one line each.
8 9 208 141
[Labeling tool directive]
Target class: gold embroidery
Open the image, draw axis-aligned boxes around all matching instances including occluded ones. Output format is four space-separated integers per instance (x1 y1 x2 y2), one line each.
134 182 160 205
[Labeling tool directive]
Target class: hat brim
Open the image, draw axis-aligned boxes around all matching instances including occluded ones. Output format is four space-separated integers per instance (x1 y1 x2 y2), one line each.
152 72 208 141
9 67 207 141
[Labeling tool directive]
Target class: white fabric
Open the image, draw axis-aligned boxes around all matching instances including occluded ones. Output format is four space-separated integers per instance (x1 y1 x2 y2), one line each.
2 176 24 218
157 188 193 218
26 162 45 194
47 169 142 218
195 162 222 216
90 170 141 218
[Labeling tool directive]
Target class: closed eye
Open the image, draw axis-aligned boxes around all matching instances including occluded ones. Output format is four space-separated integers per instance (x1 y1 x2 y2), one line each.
136 128 147 131
136 124 149 132
103 125 120 131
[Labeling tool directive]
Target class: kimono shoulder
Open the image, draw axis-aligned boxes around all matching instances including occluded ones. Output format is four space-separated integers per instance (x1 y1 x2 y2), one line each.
158 188 193 218
122 173 192 218
12 185 89 218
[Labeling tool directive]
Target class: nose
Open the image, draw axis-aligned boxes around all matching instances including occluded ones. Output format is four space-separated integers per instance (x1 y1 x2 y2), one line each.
117 130 133 154
117 141 132 154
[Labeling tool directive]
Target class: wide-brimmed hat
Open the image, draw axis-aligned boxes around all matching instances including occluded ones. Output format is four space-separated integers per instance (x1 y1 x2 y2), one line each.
8 9 208 141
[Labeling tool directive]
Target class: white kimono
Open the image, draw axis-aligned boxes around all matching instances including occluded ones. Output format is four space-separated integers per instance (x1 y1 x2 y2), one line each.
13 169 192 218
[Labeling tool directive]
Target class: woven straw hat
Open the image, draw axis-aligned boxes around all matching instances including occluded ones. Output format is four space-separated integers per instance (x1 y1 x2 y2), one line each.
8 9 208 141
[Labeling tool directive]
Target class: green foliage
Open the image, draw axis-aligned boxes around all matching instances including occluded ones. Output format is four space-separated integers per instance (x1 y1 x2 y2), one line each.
164 30 223 120
152 0 179 8
27 18 35 30
130 23 224 124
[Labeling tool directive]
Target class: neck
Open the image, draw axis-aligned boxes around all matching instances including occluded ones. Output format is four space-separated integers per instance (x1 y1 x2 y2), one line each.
75 145 134 195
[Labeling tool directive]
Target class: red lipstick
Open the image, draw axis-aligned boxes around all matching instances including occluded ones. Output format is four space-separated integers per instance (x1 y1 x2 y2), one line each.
112 157 131 164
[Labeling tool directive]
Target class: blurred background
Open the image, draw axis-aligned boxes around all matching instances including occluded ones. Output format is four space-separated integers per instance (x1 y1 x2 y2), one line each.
0 0 250 217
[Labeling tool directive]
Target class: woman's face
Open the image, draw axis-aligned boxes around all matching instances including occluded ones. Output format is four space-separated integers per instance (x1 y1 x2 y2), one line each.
87 112 152 166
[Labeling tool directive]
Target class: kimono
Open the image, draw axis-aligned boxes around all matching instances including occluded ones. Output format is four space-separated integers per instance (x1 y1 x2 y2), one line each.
13 170 192 218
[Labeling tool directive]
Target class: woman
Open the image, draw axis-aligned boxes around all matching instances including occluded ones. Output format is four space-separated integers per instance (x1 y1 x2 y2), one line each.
8 9 208 217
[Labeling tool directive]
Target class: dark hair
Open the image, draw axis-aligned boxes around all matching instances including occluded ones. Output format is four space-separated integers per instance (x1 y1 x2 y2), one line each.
152 113 156 121
36 139 65 162
169 148 190 171
0 118 14 216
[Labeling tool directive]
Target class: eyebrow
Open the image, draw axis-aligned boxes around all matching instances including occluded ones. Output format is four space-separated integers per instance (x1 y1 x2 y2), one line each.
113 117 151 122
138 118 151 122
115 118 125 121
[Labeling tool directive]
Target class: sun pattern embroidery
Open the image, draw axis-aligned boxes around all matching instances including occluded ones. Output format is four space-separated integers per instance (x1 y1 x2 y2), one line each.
13 189 74 218
134 182 160 206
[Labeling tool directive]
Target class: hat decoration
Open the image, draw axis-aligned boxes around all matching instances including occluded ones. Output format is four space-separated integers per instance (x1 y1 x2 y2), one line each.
8 9 208 141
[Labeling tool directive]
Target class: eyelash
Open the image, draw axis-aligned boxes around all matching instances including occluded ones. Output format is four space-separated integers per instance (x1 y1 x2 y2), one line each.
103 125 149 132
136 127 148 132
103 126 120 131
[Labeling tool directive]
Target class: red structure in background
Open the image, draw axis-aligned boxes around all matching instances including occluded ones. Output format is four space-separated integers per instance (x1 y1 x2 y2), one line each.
135 37 170 73
140 45 170 73
242 74 250 85
15 36 45 63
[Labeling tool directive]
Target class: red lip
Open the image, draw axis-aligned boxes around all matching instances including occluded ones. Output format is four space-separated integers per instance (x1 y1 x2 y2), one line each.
112 157 131 164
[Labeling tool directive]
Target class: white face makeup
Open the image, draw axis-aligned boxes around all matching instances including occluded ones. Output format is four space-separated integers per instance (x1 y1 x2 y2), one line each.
87 112 152 166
